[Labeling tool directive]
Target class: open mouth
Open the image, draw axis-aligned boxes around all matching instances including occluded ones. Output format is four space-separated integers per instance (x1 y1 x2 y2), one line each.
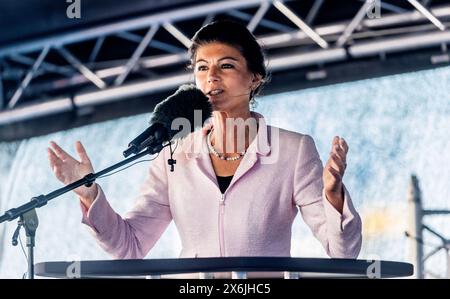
207 89 224 96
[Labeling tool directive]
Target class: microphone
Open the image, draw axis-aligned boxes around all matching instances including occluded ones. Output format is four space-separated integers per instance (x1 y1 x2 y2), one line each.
123 84 212 157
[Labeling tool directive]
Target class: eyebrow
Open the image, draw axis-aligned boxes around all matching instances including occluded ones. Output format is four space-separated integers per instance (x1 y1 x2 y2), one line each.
195 56 239 64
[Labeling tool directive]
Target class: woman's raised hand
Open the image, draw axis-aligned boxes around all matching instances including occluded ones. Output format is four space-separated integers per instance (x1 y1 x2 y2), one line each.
323 136 348 213
47 141 98 205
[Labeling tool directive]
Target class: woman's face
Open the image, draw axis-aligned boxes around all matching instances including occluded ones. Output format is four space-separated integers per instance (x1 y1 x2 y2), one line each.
194 42 259 114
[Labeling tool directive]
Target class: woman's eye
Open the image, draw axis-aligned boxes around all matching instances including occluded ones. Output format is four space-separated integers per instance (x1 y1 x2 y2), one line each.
197 65 207 71
221 64 234 69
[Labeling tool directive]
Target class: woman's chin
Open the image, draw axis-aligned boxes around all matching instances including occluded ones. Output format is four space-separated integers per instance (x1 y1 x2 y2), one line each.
208 97 225 110
209 101 219 111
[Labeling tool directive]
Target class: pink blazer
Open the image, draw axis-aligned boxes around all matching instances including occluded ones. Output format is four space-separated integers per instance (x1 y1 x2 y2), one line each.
81 113 362 259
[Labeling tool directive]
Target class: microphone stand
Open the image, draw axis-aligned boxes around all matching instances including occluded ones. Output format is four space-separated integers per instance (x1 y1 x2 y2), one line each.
0 142 168 279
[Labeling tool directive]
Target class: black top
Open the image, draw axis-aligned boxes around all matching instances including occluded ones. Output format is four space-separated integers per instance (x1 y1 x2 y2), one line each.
217 175 233 194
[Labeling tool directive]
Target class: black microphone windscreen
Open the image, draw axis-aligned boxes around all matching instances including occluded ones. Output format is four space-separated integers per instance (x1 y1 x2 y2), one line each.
150 84 212 138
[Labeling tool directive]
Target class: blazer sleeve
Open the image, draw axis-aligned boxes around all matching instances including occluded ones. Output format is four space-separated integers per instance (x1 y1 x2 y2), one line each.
80 147 173 259
292 135 362 258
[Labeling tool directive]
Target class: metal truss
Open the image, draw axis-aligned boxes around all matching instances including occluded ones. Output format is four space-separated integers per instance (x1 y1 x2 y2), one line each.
1 0 450 126
407 175 450 279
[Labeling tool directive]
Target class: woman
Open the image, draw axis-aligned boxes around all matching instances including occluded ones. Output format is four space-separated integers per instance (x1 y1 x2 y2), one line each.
48 20 362 263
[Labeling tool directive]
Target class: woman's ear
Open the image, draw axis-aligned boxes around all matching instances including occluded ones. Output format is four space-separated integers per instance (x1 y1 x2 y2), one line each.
252 73 262 83
251 74 263 89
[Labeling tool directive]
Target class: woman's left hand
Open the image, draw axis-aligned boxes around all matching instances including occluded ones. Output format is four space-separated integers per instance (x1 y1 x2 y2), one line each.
323 136 348 213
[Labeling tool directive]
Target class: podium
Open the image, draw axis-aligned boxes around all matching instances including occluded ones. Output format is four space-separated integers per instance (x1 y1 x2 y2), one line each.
35 257 413 279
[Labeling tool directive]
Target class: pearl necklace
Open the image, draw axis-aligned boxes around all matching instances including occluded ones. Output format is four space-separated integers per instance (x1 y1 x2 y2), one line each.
206 130 245 161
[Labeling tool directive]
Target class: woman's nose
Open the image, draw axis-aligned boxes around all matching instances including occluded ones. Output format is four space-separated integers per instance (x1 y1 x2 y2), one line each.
207 66 220 83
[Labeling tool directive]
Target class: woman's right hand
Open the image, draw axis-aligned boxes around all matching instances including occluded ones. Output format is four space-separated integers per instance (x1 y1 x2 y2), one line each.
48 141 98 208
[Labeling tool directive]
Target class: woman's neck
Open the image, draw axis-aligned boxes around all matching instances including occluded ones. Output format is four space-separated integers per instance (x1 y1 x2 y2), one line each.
210 110 258 155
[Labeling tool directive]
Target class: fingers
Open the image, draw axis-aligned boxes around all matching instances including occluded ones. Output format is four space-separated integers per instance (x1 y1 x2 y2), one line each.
75 141 91 164
49 141 72 161
339 137 349 154
331 136 347 153
325 136 348 192
332 143 346 163
332 136 339 147
47 147 61 168
328 152 346 174
47 147 65 181
325 164 342 181
330 136 348 162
